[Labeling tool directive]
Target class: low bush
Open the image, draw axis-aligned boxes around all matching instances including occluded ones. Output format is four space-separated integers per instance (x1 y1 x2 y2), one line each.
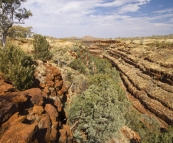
0 45 34 90
67 74 129 143
70 59 87 74
125 109 173 143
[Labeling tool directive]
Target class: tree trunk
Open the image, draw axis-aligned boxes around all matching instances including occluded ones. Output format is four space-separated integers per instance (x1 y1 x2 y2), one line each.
0 25 12 49
1 32 7 49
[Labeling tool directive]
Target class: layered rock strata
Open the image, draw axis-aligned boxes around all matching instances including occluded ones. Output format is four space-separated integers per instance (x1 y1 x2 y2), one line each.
88 40 173 128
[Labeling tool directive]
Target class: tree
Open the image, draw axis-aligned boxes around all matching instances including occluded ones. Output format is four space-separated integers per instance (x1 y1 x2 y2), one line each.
0 0 32 48
8 25 33 39
33 34 52 61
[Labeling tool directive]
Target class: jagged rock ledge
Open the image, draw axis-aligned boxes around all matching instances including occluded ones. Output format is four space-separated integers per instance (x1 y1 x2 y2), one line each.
0 61 72 143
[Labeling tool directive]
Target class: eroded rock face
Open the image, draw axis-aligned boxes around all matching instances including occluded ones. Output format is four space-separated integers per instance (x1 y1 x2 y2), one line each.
0 63 72 143
0 74 16 94
0 92 28 125
0 113 37 143
35 61 67 97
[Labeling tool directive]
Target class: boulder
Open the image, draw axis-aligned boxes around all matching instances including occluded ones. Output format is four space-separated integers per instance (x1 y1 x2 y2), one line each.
24 88 45 105
45 104 58 122
59 125 73 143
0 113 37 143
32 105 44 115
36 113 51 143
0 92 27 125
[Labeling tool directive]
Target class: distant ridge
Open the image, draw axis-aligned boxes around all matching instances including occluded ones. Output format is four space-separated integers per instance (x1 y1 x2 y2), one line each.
81 36 99 41
67 36 80 39
64 36 101 41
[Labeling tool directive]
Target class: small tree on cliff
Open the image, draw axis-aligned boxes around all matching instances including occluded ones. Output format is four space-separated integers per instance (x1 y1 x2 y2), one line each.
0 0 32 48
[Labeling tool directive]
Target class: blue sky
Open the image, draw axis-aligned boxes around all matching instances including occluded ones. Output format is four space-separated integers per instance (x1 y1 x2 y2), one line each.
22 0 173 38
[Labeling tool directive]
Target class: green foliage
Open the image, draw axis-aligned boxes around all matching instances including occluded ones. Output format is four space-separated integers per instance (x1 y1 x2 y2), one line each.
70 47 113 75
0 0 32 47
125 109 173 143
33 34 52 61
92 57 112 74
67 73 129 143
8 25 33 39
66 71 73 81
70 59 87 74
50 44 77 67
67 44 173 143
157 126 173 143
0 45 34 90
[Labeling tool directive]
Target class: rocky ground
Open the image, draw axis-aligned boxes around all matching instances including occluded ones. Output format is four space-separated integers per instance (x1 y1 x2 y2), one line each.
0 60 72 143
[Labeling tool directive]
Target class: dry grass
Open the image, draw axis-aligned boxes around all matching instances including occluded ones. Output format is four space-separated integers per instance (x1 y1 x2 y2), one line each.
6 38 33 53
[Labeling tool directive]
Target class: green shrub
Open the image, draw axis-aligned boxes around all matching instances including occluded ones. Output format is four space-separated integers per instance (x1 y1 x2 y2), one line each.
33 34 52 61
0 45 34 90
125 109 173 143
93 57 112 74
70 59 87 74
67 74 129 143
70 47 113 75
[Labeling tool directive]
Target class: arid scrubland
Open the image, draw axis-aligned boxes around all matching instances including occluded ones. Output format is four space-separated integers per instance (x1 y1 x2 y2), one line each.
0 33 173 143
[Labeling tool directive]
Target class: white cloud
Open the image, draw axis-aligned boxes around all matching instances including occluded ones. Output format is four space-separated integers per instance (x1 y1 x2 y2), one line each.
21 0 173 38
148 13 173 21
24 0 151 16
118 3 140 13
154 23 173 27
118 1 150 13
97 0 150 7
153 8 173 14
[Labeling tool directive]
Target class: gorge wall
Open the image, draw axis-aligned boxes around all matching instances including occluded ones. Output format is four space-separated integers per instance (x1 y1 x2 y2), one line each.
88 40 173 128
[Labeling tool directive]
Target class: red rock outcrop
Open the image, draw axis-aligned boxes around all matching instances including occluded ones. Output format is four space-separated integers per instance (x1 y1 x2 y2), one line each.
0 62 72 142
0 75 27 125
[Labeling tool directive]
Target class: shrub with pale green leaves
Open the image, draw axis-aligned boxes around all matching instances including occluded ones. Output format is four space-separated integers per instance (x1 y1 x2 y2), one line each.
70 59 87 74
0 45 34 90
67 74 129 143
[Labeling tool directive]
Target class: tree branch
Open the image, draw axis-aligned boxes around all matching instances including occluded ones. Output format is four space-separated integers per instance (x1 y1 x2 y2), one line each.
70 120 80 131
